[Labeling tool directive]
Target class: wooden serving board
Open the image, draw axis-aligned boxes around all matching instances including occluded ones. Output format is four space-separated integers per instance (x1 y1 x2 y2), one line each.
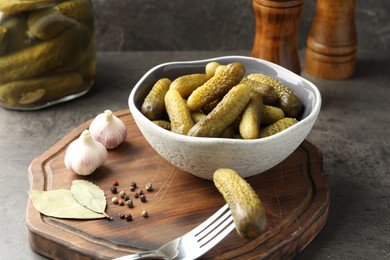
27 110 330 260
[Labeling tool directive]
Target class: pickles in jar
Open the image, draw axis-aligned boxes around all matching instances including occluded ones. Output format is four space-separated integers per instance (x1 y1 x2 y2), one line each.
0 0 96 110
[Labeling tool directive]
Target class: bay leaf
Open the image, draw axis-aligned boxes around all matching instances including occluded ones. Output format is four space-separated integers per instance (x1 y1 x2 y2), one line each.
71 180 111 219
28 189 105 219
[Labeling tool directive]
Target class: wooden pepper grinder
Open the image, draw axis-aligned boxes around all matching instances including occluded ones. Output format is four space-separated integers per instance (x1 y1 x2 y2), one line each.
251 0 304 75
305 0 357 79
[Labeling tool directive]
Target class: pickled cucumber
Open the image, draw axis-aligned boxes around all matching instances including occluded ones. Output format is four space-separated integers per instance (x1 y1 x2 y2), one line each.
0 24 91 84
240 77 277 105
27 11 77 40
0 73 84 107
187 62 245 110
188 83 250 137
205 61 221 79
0 0 55 16
239 91 263 139
152 120 171 131
164 89 194 135
55 0 94 31
141 78 171 120
260 117 298 138
170 73 208 98
261 105 285 125
213 168 267 239
247 73 302 117
0 27 8 54
2 14 35 53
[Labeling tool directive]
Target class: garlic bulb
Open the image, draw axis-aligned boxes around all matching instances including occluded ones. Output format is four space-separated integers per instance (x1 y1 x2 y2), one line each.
64 130 108 176
89 110 127 149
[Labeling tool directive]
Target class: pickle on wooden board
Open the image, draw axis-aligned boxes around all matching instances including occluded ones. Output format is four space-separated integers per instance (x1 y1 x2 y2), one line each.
0 73 84 107
0 24 91 84
0 0 55 16
247 73 302 117
170 73 208 98
260 117 298 138
240 77 277 105
187 62 245 111
188 83 250 137
239 91 263 139
164 89 194 135
27 11 77 40
261 105 285 125
213 168 267 239
141 78 171 121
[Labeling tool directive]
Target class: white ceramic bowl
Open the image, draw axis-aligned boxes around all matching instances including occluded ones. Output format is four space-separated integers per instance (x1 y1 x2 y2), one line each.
128 56 321 180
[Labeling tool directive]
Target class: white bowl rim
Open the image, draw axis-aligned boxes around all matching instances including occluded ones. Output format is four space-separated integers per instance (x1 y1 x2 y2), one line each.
128 55 322 145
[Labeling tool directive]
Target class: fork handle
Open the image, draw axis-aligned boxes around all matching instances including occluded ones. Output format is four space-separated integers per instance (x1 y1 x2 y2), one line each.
114 250 168 260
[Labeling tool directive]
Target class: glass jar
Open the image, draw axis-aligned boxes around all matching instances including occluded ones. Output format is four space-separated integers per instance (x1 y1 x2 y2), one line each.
0 0 96 110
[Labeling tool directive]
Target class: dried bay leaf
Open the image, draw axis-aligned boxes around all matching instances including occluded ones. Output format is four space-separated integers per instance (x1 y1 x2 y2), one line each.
71 180 112 219
28 189 105 219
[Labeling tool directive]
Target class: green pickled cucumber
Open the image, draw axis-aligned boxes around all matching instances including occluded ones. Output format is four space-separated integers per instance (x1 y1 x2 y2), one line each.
187 62 245 111
0 27 8 54
55 0 94 31
188 83 250 137
152 120 171 131
0 73 84 107
27 10 77 40
0 24 91 84
170 73 208 98
247 73 302 117
239 91 263 139
213 168 267 239
205 61 221 79
0 0 55 16
261 105 285 125
240 77 277 105
1 14 36 53
141 78 171 121
164 88 194 135
260 117 298 138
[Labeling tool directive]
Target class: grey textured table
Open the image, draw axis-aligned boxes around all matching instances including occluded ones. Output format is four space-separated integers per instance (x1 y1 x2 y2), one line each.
1 50 389 259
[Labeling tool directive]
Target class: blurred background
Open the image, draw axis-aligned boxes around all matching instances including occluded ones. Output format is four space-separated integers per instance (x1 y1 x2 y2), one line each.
92 0 389 53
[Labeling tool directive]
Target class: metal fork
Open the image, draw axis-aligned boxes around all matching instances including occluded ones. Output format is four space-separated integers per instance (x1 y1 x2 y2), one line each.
114 204 234 260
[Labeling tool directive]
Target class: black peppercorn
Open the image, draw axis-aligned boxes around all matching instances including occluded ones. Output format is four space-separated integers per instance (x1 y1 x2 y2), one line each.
140 194 147 202
134 192 139 198
125 199 134 208
125 214 133 221
110 186 118 194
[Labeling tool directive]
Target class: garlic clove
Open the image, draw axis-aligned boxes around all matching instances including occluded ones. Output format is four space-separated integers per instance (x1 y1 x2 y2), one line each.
89 110 127 149
64 130 108 176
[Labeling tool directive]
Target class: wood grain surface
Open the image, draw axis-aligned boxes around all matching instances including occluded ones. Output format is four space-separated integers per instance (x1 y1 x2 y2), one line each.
26 110 329 260
305 0 357 79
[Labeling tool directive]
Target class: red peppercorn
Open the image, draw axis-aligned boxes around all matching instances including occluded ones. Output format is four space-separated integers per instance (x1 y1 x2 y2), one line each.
118 199 125 206
112 180 119 186
119 213 125 219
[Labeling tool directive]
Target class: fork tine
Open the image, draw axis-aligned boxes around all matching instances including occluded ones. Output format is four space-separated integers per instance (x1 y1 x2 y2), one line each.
199 222 235 253
187 204 230 236
196 210 232 242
